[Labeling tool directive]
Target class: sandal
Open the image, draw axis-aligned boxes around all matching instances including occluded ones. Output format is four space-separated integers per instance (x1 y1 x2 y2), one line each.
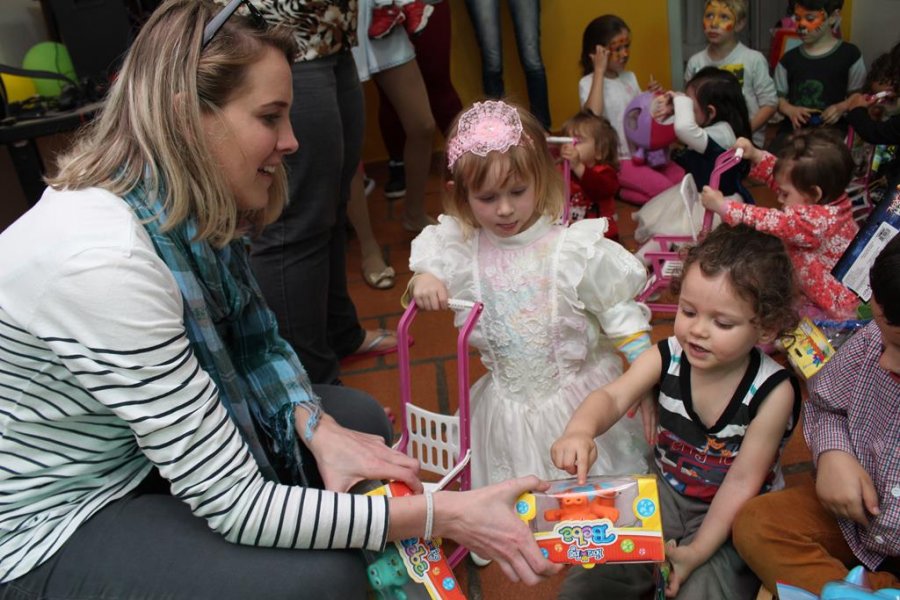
340 328 414 365
361 254 395 290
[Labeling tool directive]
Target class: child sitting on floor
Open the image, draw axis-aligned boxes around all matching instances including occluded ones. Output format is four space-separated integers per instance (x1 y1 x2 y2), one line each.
733 235 900 595
700 129 859 319
559 111 621 239
553 224 802 600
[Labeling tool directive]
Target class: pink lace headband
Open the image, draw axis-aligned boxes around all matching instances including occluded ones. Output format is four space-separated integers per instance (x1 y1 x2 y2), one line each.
446 100 529 170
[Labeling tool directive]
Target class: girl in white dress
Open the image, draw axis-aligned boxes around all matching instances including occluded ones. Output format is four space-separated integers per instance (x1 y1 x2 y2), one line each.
407 100 652 491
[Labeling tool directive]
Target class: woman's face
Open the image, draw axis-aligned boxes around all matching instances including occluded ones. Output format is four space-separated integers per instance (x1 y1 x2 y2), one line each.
202 46 298 214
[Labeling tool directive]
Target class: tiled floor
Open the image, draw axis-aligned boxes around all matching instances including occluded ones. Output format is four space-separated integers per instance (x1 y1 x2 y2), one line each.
343 157 814 599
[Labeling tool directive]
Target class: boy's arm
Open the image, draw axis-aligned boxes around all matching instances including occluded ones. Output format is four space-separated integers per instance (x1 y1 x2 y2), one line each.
804 329 880 526
551 346 662 484
664 378 797 597
749 53 779 134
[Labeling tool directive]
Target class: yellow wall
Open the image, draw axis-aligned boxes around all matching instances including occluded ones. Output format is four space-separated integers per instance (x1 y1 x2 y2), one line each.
361 0 853 162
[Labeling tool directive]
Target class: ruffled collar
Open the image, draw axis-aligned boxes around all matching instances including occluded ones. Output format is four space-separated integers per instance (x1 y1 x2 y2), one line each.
480 215 554 248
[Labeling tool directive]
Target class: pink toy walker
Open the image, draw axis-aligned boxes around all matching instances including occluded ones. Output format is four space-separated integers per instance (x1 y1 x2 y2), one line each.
396 298 484 567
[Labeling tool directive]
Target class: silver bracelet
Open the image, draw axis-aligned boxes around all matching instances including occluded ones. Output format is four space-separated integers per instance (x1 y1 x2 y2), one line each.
424 491 434 540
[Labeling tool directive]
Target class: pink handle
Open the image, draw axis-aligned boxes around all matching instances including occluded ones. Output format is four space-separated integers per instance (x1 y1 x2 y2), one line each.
702 148 744 233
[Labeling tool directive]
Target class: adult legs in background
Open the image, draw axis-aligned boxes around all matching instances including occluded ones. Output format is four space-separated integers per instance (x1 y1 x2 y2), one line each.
250 53 368 385
0 386 391 600
463 0 504 99
372 59 436 232
348 166 395 290
734 478 900 594
378 0 462 156
618 159 685 206
506 0 550 129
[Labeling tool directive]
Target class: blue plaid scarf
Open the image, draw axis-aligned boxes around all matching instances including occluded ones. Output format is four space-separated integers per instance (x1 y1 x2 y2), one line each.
123 186 321 483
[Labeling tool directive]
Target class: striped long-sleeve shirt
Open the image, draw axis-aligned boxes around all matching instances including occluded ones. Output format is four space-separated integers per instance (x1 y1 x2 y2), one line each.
0 187 389 583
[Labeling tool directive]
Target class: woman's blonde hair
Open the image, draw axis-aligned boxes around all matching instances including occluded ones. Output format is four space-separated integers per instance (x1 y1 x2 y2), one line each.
47 0 298 247
443 102 564 234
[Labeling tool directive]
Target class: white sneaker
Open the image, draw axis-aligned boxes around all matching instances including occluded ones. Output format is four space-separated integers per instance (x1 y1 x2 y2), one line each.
470 552 492 567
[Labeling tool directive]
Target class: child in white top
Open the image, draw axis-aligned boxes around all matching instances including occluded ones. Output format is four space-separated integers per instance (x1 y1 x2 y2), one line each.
407 100 652 492
579 15 684 205
554 224 802 600
684 0 778 148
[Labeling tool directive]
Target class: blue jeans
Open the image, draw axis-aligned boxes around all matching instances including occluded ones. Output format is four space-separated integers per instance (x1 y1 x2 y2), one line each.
250 51 366 384
463 0 551 129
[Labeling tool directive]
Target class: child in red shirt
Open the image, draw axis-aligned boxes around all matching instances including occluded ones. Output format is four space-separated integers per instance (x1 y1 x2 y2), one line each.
701 129 859 319
560 111 621 239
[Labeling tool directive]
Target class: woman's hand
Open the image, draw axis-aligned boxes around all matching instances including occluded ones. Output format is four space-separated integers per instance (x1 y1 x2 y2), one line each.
700 186 727 215
300 411 422 493
589 44 610 74
411 273 449 311
664 540 703 598
732 137 761 164
815 450 880 526
550 432 598 484
436 477 564 585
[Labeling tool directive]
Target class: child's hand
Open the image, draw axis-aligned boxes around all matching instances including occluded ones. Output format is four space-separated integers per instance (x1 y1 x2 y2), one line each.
589 44 610 74
815 450 880 526
700 186 727 215
550 433 598 485
647 74 662 93
410 273 449 311
732 137 761 164
783 104 812 129
821 102 845 125
664 541 703 598
559 144 582 169
651 93 675 122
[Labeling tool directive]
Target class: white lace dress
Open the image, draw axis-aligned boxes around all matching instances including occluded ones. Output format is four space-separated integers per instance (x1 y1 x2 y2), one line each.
409 215 651 488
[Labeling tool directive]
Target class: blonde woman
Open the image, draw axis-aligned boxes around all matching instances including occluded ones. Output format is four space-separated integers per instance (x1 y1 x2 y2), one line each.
0 2 559 597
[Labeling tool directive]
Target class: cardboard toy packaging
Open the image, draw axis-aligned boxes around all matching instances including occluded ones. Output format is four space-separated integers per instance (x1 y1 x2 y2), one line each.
365 482 465 600
832 175 900 302
516 475 666 567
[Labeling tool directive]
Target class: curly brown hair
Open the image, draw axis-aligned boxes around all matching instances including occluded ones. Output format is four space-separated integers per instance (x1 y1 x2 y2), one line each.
671 224 799 337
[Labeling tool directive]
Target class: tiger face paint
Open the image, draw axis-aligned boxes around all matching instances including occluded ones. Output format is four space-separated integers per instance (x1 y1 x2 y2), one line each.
703 1 737 33
793 6 829 39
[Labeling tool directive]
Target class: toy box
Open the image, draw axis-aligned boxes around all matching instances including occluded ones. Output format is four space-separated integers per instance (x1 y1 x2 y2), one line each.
365 481 465 600
783 317 838 379
516 475 666 567
832 174 900 302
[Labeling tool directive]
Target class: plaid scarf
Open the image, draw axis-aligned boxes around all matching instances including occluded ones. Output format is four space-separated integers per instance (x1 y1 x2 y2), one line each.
123 187 321 483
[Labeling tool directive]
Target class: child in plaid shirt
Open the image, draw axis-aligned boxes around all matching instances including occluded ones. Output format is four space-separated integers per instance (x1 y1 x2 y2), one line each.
733 235 900 594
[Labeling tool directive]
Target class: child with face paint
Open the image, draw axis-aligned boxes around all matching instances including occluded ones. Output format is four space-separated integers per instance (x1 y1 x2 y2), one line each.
684 0 777 148
578 14 685 205
733 235 900 595
773 0 866 147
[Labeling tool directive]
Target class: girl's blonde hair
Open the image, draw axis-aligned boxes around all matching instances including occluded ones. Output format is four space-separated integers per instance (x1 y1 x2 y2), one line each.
562 111 620 170
47 0 298 247
443 102 565 234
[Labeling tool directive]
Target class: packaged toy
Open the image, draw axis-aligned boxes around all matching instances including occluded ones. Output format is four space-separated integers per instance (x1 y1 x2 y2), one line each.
516 475 665 567
365 481 466 600
833 174 900 302
775 565 900 599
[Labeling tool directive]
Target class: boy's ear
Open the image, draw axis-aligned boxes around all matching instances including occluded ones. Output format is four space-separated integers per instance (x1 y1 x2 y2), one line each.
758 327 779 345
734 17 747 33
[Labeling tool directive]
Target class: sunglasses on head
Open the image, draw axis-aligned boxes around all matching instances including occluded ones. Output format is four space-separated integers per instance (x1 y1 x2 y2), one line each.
202 0 266 48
